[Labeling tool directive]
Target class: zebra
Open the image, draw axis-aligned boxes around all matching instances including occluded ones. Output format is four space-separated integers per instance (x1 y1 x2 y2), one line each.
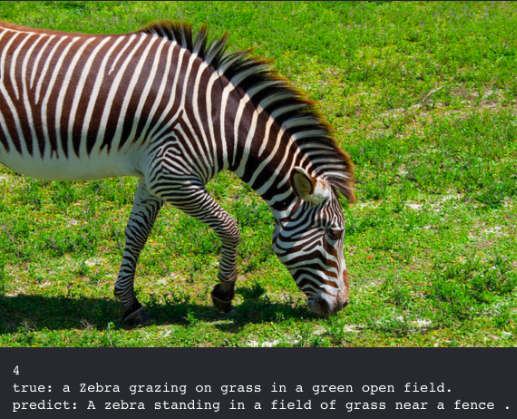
0 20 355 323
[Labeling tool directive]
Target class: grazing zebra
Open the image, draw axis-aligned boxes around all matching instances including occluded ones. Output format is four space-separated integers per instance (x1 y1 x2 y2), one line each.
0 20 355 322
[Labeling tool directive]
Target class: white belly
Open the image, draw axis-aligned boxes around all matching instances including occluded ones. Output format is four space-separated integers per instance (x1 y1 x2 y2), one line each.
0 148 141 181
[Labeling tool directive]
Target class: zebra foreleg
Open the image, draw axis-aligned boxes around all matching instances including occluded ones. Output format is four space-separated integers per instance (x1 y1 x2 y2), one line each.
150 180 240 313
115 179 163 324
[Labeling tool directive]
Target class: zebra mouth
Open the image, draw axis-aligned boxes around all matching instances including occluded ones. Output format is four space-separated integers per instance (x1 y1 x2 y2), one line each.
307 293 345 316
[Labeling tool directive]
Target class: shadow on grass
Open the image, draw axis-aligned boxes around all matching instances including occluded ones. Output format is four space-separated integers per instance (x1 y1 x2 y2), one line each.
0 295 124 333
0 290 318 334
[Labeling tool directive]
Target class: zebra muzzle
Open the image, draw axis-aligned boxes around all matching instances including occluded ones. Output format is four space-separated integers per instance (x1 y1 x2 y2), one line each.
308 271 350 316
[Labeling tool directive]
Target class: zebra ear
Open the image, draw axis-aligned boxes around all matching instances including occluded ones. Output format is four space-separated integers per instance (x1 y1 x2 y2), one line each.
290 167 331 205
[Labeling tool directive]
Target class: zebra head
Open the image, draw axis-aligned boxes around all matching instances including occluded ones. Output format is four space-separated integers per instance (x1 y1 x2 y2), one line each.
272 167 349 316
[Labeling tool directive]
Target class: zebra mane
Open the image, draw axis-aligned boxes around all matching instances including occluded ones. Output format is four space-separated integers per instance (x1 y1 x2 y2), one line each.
139 21 355 202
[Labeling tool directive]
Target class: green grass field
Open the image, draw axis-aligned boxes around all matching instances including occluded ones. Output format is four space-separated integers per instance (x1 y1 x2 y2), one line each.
0 1 516 347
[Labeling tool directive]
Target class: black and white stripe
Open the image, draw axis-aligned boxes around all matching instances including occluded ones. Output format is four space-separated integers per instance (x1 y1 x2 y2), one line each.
0 20 355 320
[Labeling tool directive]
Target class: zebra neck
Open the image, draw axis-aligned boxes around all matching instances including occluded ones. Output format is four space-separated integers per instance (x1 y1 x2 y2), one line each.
216 91 301 215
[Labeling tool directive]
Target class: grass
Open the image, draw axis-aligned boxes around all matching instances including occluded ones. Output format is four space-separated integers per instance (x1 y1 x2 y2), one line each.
0 1 516 347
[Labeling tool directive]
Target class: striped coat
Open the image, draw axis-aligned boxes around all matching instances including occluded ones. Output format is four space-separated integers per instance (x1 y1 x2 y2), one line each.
0 20 355 322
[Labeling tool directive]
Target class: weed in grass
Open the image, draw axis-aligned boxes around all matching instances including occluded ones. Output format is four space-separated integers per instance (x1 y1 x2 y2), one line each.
80 319 96 332
184 312 200 327
297 324 316 348
325 317 349 346
469 258 517 302
383 277 413 310
492 306 513 331
15 321 35 346
99 322 118 348
428 280 478 323
75 262 91 279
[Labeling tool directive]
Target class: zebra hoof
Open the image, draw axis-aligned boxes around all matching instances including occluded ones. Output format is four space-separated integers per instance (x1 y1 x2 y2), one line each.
124 307 152 325
211 284 234 313
212 295 233 313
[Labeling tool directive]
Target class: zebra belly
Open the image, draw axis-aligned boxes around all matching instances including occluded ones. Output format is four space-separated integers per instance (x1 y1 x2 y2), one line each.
0 150 141 181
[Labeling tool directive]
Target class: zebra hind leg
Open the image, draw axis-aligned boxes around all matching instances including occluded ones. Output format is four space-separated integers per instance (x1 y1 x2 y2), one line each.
114 179 163 324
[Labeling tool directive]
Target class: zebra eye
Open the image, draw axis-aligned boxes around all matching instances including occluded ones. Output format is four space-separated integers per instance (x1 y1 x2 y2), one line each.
327 229 343 240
